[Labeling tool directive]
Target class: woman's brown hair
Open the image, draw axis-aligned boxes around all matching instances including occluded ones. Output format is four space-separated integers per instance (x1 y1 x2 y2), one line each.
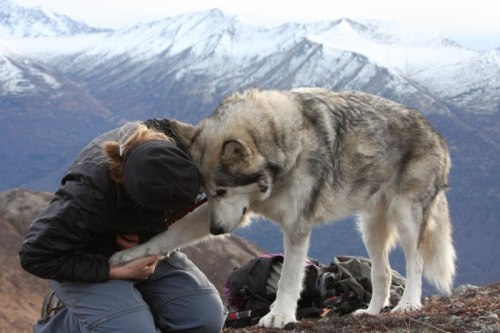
102 123 173 183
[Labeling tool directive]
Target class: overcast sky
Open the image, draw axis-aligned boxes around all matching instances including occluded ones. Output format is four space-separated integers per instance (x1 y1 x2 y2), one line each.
12 0 500 50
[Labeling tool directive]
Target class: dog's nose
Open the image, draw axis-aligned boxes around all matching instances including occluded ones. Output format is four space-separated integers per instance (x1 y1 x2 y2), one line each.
210 225 225 235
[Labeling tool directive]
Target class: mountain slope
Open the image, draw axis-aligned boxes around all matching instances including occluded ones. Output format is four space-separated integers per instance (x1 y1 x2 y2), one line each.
0 40 115 189
0 189 52 332
305 19 500 114
0 40 61 94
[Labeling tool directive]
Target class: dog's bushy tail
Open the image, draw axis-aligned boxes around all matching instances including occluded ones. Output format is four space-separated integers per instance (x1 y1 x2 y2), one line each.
420 191 456 294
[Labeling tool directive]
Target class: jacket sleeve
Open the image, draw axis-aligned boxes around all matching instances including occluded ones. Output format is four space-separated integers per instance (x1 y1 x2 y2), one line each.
19 172 113 283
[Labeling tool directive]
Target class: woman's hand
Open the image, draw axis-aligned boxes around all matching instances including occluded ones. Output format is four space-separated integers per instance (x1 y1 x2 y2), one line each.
116 233 139 249
109 255 159 280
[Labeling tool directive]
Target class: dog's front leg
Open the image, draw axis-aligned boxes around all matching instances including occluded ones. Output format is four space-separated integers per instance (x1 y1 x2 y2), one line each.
109 204 211 265
258 224 312 329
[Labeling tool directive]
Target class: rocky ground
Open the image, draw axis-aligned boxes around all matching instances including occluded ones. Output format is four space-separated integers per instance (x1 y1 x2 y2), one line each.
223 283 500 333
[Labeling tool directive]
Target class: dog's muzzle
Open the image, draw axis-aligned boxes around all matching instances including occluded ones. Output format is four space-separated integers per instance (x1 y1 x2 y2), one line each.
210 225 225 235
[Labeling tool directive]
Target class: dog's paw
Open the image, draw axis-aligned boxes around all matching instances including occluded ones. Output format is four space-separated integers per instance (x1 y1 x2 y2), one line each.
109 246 160 265
258 312 296 328
391 301 421 313
108 250 135 265
353 308 380 316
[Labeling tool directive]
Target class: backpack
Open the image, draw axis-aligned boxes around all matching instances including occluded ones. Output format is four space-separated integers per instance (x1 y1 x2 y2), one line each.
223 254 405 328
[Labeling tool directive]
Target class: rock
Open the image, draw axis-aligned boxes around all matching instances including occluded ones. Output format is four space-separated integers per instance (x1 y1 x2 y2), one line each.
453 284 480 296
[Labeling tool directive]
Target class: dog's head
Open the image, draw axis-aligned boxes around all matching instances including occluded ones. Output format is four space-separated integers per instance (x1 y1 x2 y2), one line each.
171 118 274 235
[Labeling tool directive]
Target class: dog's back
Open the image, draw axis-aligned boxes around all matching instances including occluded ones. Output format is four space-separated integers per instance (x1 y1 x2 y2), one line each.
237 88 451 221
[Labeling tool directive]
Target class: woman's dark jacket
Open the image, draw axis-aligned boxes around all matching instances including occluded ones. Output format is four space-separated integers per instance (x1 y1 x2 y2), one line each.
19 119 185 283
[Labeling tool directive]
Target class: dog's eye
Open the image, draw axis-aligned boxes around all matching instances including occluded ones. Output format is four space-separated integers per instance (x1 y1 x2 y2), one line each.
215 189 227 197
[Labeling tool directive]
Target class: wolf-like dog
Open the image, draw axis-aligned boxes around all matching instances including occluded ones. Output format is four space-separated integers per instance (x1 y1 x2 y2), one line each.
109 88 456 329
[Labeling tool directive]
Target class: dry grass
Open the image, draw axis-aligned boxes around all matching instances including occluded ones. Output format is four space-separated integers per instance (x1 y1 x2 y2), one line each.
224 282 500 333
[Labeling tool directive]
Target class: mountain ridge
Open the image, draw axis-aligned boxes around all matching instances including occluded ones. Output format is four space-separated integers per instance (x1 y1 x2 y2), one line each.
2 3 498 116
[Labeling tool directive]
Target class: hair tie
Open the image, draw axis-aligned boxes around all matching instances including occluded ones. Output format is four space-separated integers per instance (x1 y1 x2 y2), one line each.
119 144 125 158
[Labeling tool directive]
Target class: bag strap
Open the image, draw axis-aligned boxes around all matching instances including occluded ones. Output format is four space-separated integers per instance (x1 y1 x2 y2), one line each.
224 309 268 329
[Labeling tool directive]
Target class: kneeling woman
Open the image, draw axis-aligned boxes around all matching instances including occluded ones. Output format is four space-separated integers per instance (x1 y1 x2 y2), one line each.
20 121 226 333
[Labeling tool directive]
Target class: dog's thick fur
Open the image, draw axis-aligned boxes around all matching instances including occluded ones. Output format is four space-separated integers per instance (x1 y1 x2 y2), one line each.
110 88 456 328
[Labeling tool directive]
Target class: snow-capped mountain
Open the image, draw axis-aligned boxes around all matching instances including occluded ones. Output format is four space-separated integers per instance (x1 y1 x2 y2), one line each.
0 0 110 37
35 12 442 119
4 7 498 116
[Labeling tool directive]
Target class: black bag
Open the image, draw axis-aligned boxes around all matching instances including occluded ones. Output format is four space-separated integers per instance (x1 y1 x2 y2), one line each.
223 254 283 327
223 254 405 328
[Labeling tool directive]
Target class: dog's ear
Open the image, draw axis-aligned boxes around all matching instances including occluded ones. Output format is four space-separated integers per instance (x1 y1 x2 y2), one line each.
221 140 252 164
170 120 199 148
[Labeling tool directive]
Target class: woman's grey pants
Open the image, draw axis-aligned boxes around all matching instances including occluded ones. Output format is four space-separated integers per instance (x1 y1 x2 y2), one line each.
34 252 227 333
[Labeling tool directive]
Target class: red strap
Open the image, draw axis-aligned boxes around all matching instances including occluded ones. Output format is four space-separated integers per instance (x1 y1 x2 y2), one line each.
166 197 208 227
